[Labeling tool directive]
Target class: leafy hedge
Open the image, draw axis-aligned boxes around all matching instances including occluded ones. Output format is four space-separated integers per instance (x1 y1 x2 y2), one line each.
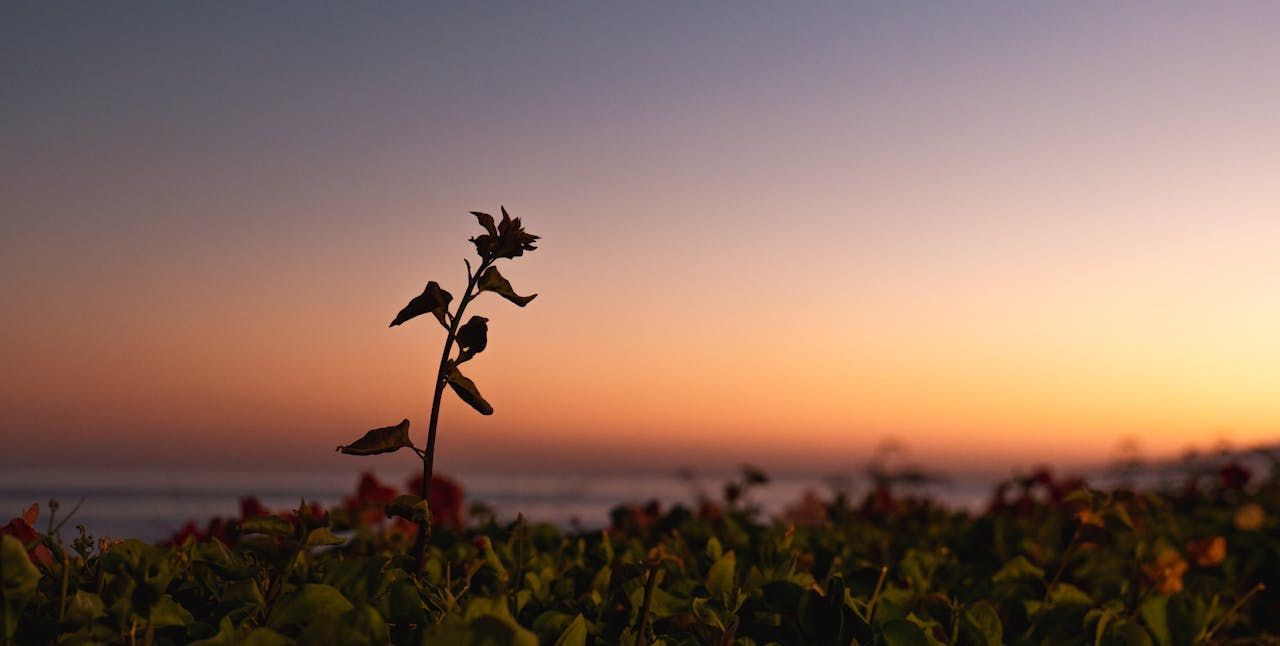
2 463 1276 645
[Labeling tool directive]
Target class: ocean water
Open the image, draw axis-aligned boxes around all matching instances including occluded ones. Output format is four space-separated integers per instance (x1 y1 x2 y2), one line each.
0 466 1007 543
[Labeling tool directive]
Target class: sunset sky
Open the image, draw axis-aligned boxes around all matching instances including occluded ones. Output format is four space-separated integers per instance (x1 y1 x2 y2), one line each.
3 3 1279 477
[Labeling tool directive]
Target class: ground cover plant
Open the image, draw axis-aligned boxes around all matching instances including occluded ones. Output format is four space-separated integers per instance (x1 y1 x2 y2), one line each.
3 213 1276 645
3 460 1278 645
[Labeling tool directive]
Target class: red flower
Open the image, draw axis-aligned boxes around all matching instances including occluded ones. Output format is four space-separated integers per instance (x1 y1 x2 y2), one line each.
405 474 465 530
1 503 54 567
1219 462 1251 491
239 496 270 520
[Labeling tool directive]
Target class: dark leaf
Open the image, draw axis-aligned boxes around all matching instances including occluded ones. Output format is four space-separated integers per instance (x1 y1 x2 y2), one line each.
390 282 453 328
478 267 536 306
456 316 489 363
446 365 494 415
267 584 354 631
385 495 430 525
337 419 414 456
470 206 539 260
471 211 498 237
881 619 931 646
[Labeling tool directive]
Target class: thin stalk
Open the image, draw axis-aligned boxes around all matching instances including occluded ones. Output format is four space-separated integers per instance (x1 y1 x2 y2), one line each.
635 560 660 646
1201 583 1264 644
414 258 491 571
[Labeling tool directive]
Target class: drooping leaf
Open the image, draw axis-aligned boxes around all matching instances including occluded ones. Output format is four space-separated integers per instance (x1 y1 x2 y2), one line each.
385 495 431 525
446 365 494 415
337 419 413 456
389 281 453 328
456 316 489 363
478 267 537 306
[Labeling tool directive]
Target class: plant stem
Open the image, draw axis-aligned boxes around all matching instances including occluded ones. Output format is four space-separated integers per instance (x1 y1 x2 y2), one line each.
635 560 660 646
414 258 491 571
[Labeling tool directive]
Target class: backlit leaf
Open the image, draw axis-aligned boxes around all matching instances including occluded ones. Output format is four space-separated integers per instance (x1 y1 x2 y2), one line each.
706 550 736 603
456 316 489 363
390 281 453 328
472 211 498 238
337 419 413 456
447 365 493 415
478 267 537 306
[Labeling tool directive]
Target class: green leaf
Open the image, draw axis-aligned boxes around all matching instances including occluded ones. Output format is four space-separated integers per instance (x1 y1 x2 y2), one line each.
553 614 588 646
881 618 931 646
992 555 1045 583
267 583 353 632
240 515 294 537
390 281 453 328
192 539 253 580
1048 583 1093 608
336 419 414 456
706 550 736 603
149 594 194 627
1139 594 1171 646
300 603 389 645
960 602 1003 646
385 495 431 525
64 590 106 625
1110 620 1155 646
478 266 537 306
426 616 539 646
447 365 494 415
1 535 40 641
303 527 345 548
456 316 489 363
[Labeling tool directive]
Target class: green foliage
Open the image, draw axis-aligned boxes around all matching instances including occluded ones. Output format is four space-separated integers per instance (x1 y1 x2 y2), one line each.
3 470 1279 645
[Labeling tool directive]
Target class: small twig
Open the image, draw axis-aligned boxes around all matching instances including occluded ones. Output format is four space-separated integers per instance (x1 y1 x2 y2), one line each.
1201 583 1265 644
866 565 889 623
58 551 71 623
1043 529 1081 604
510 514 525 607
635 560 660 646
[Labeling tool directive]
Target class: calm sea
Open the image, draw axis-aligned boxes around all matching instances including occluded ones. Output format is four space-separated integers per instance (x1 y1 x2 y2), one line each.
0 466 1094 543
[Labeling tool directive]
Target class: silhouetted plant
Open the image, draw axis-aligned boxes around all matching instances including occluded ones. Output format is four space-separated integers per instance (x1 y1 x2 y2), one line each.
336 207 537 569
